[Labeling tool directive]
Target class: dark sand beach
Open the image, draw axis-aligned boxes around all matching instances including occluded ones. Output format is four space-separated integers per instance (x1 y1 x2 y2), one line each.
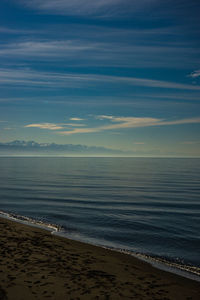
0 217 199 300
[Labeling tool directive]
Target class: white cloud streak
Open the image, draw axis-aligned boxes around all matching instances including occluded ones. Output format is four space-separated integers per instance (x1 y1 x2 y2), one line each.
1 68 200 91
189 70 200 79
0 39 199 69
25 123 64 130
60 116 200 135
63 123 85 127
0 40 96 58
25 116 200 135
70 117 84 121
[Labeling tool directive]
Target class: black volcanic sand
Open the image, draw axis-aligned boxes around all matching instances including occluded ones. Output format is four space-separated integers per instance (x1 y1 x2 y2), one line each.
0 217 199 300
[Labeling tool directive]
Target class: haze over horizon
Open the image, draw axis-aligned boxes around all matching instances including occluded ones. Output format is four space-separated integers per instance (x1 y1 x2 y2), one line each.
0 0 200 157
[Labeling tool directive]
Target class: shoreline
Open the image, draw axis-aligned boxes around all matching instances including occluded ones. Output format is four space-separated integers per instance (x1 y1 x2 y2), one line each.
0 216 200 299
1 210 200 283
1 210 200 282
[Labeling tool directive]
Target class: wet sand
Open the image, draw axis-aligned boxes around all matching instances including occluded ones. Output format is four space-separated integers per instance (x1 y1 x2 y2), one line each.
0 217 199 300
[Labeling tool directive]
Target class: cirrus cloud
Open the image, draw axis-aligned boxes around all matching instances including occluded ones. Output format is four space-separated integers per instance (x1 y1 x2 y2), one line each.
189 70 200 79
60 115 200 135
70 117 84 121
1 68 200 91
24 116 200 135
25 123 64 130
18 0 156 17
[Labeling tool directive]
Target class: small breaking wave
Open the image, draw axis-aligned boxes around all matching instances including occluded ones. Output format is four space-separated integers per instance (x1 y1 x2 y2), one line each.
0 210 62 233
134 253 200 278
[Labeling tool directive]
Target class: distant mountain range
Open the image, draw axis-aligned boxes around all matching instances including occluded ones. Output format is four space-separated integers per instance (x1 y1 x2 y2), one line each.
0 140 125 156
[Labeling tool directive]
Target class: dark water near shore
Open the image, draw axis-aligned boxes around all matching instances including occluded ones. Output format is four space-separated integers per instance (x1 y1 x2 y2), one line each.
0 157 200 277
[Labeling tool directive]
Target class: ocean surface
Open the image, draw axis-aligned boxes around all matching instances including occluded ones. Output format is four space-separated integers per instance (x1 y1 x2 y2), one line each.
0 157 200 279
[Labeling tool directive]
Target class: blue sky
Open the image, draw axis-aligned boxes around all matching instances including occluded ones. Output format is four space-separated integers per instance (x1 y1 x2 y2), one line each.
0 0 200 156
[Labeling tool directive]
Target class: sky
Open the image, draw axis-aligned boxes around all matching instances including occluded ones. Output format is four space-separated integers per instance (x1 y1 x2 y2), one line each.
0 0 200 156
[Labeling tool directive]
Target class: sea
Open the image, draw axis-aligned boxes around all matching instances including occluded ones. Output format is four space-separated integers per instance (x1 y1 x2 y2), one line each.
0 157 200 281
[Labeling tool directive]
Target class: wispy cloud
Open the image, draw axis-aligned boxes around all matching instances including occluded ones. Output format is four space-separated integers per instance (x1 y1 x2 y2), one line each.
160 117 200 126
25 123 64 130
0 27 31 34
0 40 96 58
64 123 85 127
60 128 100 134
145 93 200 101
24 116 200 136
19 0 156 17
24 122 86 130
96 115 114 120
70 117 84 121
1 68 200 91
189 70 200 79
59 116 200 135
0 38 199 68
107 76 200 90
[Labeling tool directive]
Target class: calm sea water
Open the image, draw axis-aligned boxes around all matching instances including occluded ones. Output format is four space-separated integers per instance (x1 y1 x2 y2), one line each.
0 157 200 278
